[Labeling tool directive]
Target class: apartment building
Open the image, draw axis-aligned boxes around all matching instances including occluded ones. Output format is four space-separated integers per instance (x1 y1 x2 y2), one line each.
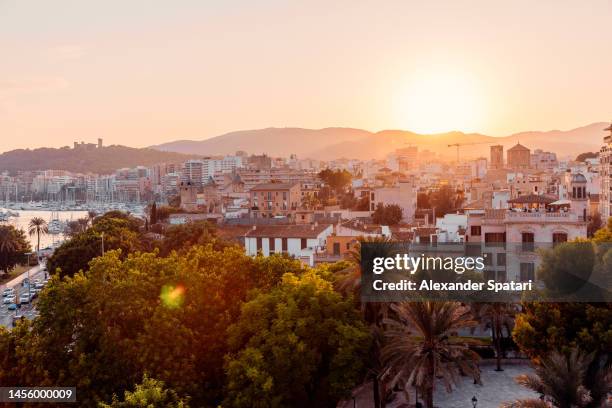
249 182 302 218
599 122 612 219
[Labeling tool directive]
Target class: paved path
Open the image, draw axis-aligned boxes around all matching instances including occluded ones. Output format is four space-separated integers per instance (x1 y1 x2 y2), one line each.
339 362 538 408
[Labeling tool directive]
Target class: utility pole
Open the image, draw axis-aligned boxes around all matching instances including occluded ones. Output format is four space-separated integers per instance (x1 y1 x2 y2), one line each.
101 232 105 256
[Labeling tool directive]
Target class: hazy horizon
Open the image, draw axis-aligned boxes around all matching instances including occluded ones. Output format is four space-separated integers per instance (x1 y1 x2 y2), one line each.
2 0 611 152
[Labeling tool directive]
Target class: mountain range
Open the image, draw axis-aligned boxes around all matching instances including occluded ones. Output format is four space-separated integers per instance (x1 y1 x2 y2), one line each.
0 145 193 175
150 122 609 161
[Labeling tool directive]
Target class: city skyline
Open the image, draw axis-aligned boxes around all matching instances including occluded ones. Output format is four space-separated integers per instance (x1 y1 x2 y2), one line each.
1 0 612 152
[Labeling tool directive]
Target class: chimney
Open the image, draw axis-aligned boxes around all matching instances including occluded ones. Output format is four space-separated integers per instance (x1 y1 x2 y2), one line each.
252 225 257 231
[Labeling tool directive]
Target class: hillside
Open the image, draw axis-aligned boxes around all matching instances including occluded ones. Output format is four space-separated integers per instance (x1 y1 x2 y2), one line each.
0 145 193 175
150 122 609 160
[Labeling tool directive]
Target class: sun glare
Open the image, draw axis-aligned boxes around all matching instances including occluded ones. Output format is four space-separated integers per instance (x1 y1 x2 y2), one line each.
394 70 485 134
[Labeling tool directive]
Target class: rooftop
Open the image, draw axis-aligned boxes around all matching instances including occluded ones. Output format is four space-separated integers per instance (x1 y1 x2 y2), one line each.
507 194 555 204
508 143 530 152
245 223 332 238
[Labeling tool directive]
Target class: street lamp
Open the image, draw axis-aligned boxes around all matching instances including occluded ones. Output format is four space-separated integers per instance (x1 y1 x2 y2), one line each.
472 396 478 407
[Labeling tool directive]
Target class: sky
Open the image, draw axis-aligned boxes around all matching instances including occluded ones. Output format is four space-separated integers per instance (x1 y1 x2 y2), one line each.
1 0 611 152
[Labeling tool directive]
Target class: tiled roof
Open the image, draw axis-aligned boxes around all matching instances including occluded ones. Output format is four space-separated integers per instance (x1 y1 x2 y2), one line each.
508 143 530 152
507 194 555 204
245 223 331 238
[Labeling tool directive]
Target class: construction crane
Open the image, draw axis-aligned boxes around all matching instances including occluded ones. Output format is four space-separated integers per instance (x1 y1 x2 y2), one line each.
447 141 492 163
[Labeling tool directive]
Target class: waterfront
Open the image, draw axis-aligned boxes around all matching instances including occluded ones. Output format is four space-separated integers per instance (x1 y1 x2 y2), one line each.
0 208 88 249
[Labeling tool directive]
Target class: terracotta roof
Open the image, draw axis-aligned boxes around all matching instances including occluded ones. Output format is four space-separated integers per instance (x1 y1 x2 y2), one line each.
245 223 332 238
508 143 530 152
250 182 298 191
507 194 555 204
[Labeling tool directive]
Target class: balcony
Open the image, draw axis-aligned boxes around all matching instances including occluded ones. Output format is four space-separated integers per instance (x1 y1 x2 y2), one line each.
505 211 582 223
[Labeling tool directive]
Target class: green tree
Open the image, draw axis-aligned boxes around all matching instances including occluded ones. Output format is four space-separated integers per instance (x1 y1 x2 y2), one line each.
537 241 596 296
224 270 371 408
150 202 158 225
501 349 610 408
318 169 352 195
47 212 143 278
0 225 30 274
381 302 481 408
159 221 226 255
475 303 517 371
99 375 189 408
6 246 304 407
371 203 403 225
28 216 48 252
429 185 463 216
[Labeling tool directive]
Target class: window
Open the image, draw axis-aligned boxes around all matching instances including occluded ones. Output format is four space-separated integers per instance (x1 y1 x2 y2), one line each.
256 237 262 251
470 226 481 236
485 232 505 247
283 192 287 200
552 232 567 246
521 232 535 252
269 238 275 252
520 263 535 282
282 238 288 252
484 270 495 281
496 253 506 266
497 270 507 282
333 242 340 255
301 238 307 249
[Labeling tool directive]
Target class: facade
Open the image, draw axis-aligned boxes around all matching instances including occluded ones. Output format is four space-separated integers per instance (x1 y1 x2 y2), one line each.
249 182 302 218
507 143 531 170
530 149 558 171
490 145 504 170
599 122 612 219
369 179 417 222
244 224 333 266
466 197 587 282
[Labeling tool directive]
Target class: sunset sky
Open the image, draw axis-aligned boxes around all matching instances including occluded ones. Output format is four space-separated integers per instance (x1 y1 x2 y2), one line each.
1 0 611 152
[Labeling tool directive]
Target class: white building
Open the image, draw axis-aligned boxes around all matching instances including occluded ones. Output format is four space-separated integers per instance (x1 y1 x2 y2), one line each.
435 213 467 243
244 224 333 266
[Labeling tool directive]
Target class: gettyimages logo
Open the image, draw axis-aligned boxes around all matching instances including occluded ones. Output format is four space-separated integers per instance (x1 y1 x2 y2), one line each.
360 241 611 303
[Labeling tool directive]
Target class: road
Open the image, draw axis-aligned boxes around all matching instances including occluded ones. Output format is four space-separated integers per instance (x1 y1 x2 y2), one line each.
0 264 46 329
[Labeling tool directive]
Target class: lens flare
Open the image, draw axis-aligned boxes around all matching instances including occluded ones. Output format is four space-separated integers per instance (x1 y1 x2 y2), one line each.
160 284 185 309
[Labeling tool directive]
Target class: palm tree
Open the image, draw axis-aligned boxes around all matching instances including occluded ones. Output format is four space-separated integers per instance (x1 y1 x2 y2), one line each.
501 348 607 408
87 210 97 226
0 227 17 274
381 302 481 408
335 235 398 408
28 217 48 252
475 302 517 371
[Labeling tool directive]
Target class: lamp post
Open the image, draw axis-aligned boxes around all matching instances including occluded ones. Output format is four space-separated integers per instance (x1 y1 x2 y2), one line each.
101 232 105 256
472 396 478 408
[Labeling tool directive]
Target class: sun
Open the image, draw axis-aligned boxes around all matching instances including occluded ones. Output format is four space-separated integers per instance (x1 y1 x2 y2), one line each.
394 70 485 134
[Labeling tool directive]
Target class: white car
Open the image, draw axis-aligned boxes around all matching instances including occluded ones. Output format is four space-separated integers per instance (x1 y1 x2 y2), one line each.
3 296 16 304
19 293 31 304
2 288 15 297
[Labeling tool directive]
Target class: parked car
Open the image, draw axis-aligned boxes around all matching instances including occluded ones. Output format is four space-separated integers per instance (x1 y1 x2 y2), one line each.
19 293 31 304
3 296 16 304
7 303 18 310
2 288 15 297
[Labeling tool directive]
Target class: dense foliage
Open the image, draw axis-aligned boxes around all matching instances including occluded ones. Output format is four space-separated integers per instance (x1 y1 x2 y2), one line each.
371 203 403 225
0 225 31 274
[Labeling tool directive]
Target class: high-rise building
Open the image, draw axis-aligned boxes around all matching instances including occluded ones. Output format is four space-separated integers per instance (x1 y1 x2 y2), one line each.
599 122 612 218
490 145 504 169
